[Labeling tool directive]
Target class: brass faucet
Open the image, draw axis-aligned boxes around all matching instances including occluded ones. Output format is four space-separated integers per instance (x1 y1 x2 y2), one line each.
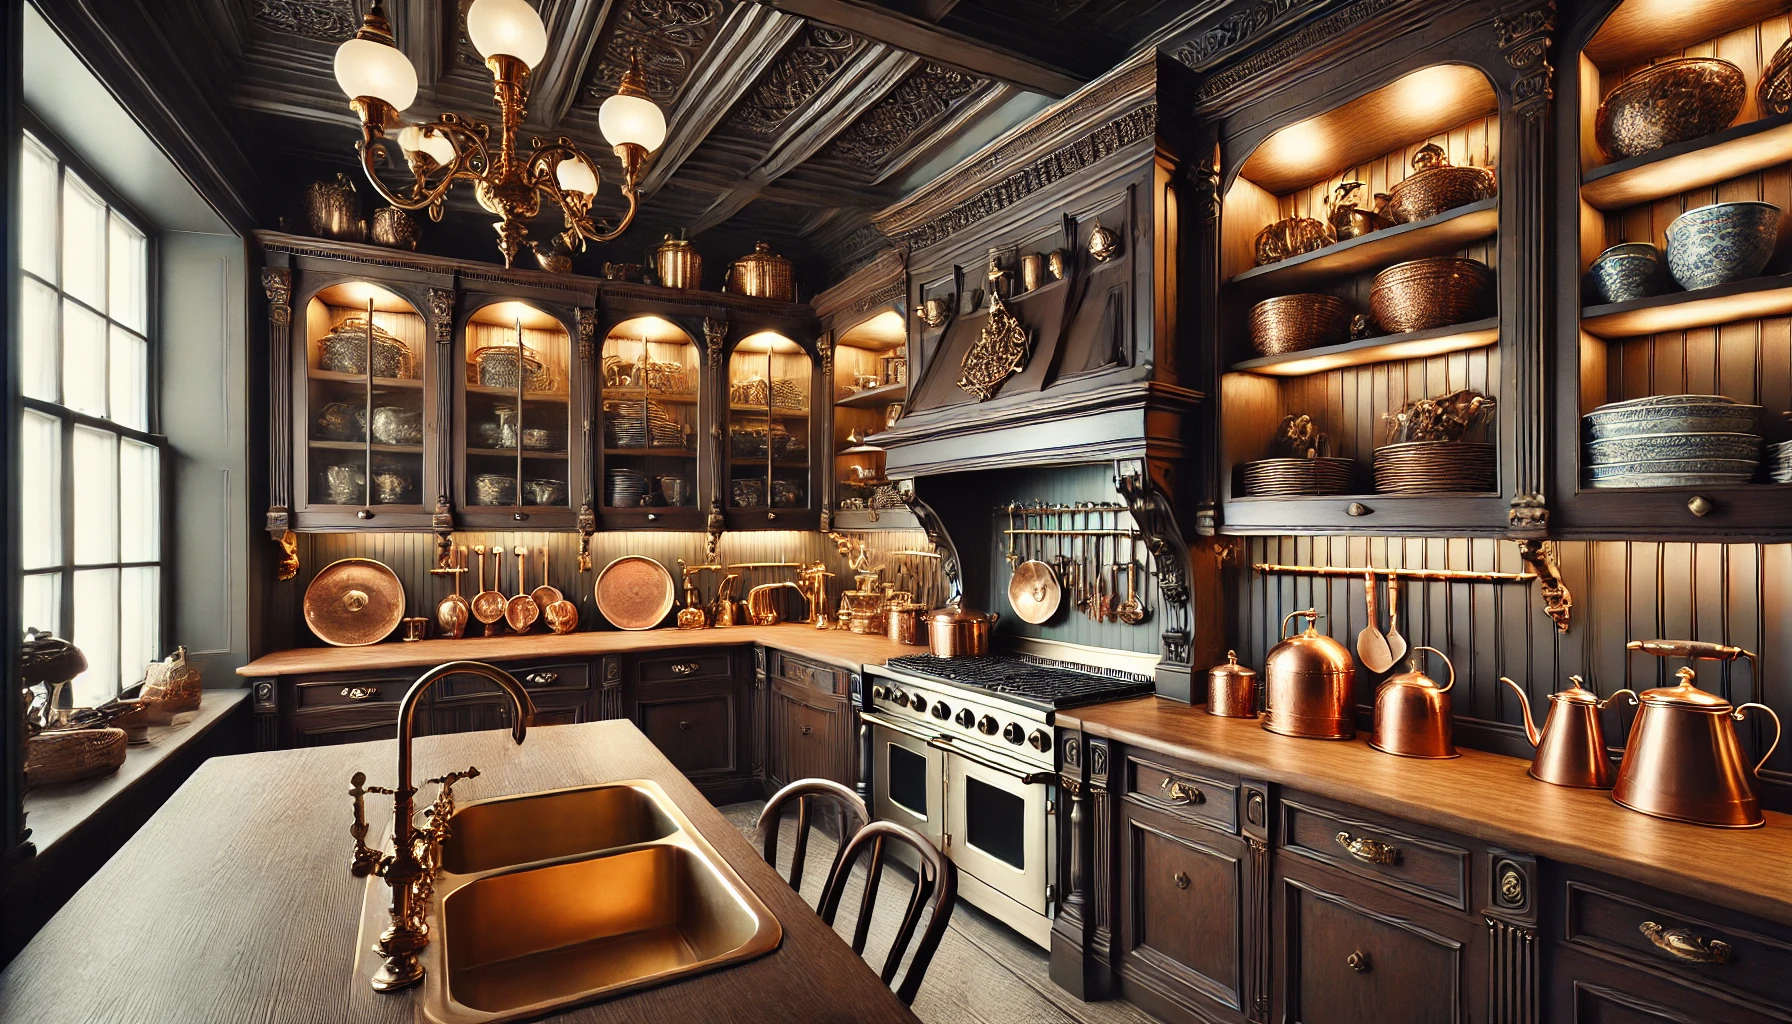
348 661 537 993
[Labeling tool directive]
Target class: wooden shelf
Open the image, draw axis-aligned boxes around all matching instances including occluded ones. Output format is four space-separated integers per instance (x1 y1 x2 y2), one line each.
731 458 810 468
307 440 422 454
604 448 697 457
1228 198 1499 293
1581 114 1792 211
465 447 568 460
307 370 422 389
1229 317 1499 376
730 405 810 418
602 389 698 404
1581 274 1792 339
835 382 907 408
465 383 570 400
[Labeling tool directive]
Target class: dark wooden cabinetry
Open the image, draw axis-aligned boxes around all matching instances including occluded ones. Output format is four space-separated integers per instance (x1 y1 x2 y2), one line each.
763 649 858 792
630 650 748 794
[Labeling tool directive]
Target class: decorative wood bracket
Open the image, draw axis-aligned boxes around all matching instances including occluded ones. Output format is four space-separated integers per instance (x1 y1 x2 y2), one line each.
274 529 299 583
706 500 725 561
1515 539 1571 633
702 317 727 369
427 288 454 345
1114 459 1193 677
896 480 964 605
576 307 596 362
578 500 597 571
432 495 455 570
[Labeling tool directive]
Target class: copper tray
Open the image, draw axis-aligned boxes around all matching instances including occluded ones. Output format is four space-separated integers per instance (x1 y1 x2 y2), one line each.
304 557 406 646
594 555 676 631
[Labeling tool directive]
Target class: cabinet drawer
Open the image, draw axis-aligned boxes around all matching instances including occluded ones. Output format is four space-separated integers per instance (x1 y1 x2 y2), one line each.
295 676 412 709
1282 874 1465 1024
638 652 733 685
1280 797 1468 911
291 704 397 746
1551 945 1786 1024
1560 868 1792 1014
770 650 842 695
435 661 591 697
1125 754 1238 834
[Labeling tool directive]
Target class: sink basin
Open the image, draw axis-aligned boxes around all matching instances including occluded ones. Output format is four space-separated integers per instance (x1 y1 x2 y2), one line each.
439 784 679 874
354 780 780 1024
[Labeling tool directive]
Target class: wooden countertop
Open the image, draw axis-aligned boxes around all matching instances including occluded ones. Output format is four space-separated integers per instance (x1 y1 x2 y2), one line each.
0 721 919 1024
1059 697 1792 927
236 623 914 678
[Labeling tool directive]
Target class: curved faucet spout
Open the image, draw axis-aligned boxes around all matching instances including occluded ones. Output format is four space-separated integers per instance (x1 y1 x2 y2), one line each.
397 661 536 801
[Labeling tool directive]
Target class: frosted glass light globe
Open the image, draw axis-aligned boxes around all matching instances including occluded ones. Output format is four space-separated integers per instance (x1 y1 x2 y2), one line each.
398 125 456 167
555 157 598 198
599 92 667 153
466 0 548 68
334 36 419 111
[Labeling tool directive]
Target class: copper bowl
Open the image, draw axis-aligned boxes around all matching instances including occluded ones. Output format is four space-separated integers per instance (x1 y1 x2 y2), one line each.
1253 217 1333 266
1383 145 1495 224
1595 57 1745 161
1370 257 1494 334
1249 294 1352 356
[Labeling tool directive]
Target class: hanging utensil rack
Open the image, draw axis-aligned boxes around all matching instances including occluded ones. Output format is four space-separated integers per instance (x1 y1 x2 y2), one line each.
1252 563 1536 582
992 501 1156 628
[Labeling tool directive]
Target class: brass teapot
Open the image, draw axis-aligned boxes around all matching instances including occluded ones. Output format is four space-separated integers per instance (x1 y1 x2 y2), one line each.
1613 660 1781 829
1370 646 1458 759
1501 674 1632 788
1261 609 1355 740
723 241 794 301
1326 181 1393 240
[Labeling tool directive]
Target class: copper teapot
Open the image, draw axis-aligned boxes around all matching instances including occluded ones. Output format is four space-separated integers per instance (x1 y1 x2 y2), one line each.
1501 674 1632 788
1370 646 1458 759
722 242 794 301
1261 609 1355 740
1613 662 1781 829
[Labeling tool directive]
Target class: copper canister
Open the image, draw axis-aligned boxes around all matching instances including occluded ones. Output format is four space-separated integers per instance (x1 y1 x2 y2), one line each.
1261 609 1356 740
653 233 702 289
1206 651 1258 718
722 242 794 301
886 602 925 646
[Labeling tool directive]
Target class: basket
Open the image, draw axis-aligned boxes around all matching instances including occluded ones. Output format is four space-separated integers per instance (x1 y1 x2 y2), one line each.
1383 144 1496 224
25 728 127 787
1595 57 1745 161
1240 457 1356 496
473 347 552 392
320 317 413 378
1248 294 1352 356
1370 257 1493 334
142 647 203 717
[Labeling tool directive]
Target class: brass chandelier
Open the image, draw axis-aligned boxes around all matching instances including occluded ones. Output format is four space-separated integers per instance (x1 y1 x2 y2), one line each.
333 0 667 268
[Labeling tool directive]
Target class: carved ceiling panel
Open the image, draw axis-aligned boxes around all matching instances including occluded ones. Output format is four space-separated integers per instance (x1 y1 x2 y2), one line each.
822 63 985 170
721 22 865 137
250 0 357 42
582 0 732 107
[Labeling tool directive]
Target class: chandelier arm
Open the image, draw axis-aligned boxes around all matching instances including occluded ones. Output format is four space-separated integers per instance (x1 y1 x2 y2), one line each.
579 187 641 245
520 140 613 250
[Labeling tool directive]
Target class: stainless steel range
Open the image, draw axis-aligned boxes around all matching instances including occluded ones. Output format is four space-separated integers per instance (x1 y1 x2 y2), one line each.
863 651 1152 947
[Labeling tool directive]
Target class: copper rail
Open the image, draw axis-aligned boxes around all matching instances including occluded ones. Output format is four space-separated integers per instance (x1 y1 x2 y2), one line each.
1252 562 1537 583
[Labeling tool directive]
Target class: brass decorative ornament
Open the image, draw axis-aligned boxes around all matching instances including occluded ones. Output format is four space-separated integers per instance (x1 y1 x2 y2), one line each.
956 291 1032 402
1087 219 1120 262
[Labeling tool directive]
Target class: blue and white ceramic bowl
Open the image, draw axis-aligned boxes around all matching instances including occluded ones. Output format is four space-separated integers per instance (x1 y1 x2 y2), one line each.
1583 395 1761 439
1665 201 1780 291
1587 458 1758 488
1584 431 1762 465
1587 242 1666 304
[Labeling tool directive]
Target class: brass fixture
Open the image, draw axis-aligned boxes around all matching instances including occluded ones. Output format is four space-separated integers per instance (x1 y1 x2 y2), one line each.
916 295 953 329
1639 921 1731 964
1335 832 1398 865
1501 674 1632 789
675 559 720 629
331 1 666 266
1087 219 1120 262
745 581 805 626
1254 547 1574 633
711 572 743 627
956 291 1032 401
348 661 537 992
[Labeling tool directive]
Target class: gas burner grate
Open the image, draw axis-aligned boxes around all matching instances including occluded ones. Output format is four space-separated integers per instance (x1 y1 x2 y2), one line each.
885 654 1153 709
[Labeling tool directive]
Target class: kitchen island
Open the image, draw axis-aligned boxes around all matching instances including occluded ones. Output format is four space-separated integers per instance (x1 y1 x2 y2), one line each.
0 719 921 1024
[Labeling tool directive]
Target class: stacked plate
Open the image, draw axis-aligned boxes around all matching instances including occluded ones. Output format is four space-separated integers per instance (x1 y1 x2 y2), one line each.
607 468 650 507
605 400 685 449
1240 457 1356 496
1583 395 1763 488
1373 442 1496 493
1769 440 1792 484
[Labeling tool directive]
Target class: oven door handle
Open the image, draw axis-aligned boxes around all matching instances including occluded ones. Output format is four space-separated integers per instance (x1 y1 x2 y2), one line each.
861 710 945 744
927 736 1057 784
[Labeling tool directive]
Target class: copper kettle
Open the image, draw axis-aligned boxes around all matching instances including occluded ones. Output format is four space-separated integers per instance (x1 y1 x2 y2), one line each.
1261 609 1356 740
1613 661 1782 829
1501 674 1633 788
1369 646 1458 758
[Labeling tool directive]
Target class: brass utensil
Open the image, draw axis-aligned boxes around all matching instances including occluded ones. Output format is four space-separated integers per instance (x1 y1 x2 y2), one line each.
531 545 563 612
471 544 507 635
544 589 579 634
1118 559 1146 625
436 545 470 639
506 547 540 633
1356 569 1395 673
1008 559 1060 624
1383 578 1407 663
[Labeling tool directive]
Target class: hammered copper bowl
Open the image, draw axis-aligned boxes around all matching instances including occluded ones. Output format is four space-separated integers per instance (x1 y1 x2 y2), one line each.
1249 294 1352 356
1370 257 1494 334
1587 242 1666 304
1595 57 1746 161
1384 164 1495 224
1665 201 1781 291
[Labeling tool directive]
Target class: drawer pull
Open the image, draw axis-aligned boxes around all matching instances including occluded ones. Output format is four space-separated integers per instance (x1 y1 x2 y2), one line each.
670 662 701 676
1640 921 1731 964
340 686 379 702
800 725 813 736
1160 778 1204 805
1346 950 1371 973
678 720 692 731
1173 871 1190 890
523 671 559 686
1335 831 1399 865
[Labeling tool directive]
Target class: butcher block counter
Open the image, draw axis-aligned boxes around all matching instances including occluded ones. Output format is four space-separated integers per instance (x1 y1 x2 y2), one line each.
0 720 920 1024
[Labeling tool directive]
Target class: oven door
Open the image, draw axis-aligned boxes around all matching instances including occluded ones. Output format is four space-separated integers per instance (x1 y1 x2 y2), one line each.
864 711 944 851
936 736 1052 916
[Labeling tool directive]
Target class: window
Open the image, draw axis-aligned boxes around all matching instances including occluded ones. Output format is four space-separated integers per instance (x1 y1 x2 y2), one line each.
19 128 161 707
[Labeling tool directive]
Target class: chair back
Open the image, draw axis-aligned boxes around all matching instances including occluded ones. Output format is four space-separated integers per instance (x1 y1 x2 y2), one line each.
817 819 958 1005
756 778 869 897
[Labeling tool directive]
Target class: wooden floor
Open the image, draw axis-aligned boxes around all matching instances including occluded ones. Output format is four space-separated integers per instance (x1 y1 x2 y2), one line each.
719 801 1156 1024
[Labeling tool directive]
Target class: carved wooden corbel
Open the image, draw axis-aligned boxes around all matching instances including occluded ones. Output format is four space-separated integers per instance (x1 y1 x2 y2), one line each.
895 481 964 605
431 496 455 569
706 501 725 561
427 288 454 345
1515 538 1571 633
576 307 596 362
262 267 293 544
274 529 299 582
577 501 597 571
702 317 727 369
1114 459 1193 671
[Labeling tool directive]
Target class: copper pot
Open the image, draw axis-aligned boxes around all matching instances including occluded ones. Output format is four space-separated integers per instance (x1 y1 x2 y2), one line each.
304 173 363 241
1370 646 1458 759
653 233 702 289
886 602 925 646
369 207 419 250
1206 650 1258 719
1613 665 1782 829
723 241 794 301
1261 609 1356 740
926 603 999 658
1502 674 1633 788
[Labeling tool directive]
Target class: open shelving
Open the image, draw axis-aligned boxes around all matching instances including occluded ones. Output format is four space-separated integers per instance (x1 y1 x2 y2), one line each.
598 315 701 518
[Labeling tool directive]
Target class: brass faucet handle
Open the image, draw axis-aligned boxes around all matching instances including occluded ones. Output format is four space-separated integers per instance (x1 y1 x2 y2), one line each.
424 765 481 789
349 771 388 878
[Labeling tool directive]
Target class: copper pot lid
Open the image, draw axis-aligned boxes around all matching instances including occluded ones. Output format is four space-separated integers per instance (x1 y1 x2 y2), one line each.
927 602 997 625
594 555 675 630
304 558 405 647
1210 650 1257 680
1637 666 1734 711
1008 560 1060 624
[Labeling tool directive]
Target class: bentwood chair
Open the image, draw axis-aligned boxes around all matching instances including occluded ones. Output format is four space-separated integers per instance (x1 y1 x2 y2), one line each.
817 820 958 1006
756 778 870 899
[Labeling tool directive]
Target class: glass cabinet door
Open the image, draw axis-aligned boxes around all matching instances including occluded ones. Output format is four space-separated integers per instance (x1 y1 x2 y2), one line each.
462 301 572 513
303 282 426 510
728 332 810 514
601 316 699 512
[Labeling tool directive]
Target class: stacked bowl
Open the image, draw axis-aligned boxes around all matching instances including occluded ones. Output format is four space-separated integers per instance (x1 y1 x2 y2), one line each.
1583 395 1763 488
1768 440 1792 485
1373 442 1496 493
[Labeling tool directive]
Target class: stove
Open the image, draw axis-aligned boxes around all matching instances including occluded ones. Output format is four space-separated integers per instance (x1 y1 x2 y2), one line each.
862 652 1153 948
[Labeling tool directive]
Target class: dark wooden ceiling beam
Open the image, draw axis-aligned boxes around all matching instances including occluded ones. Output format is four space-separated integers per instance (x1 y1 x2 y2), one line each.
529 0 615 128
750 0 1082 96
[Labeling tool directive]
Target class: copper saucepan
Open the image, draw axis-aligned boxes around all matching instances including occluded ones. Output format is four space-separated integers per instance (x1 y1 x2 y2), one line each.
926 603 999 658
505 546 540 633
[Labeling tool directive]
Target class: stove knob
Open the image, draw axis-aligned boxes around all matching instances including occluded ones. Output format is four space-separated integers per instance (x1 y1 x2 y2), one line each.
893 689 910 708
955 709 975 728
1002 722 1025 745
931 701 951 721
872 685 887 700
1028 729 1051 751
977 715 998 736
911 695 928 715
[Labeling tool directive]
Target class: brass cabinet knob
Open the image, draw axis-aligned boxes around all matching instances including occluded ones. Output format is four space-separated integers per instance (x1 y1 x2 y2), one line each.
1346 502 1372 517
523 671 558 686
1346 949 1371 973
671 662 700 675
678 720 692 731
1174 871 1190 890
1640 921 1731 964
1687 495 1713 517
1335 831 1399 865
800 725 813 736
1160 777 1203 805
340 686 379 702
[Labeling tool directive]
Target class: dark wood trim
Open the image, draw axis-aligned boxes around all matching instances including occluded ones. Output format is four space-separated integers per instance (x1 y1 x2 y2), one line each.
2 0 28 872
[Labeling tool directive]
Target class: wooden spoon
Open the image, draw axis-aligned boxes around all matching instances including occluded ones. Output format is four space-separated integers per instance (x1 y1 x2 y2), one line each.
470 544 507 635
1356 568 1395 673
435 544 470 639
506 546 539 633
531 545 563 612
1384 578 1408 664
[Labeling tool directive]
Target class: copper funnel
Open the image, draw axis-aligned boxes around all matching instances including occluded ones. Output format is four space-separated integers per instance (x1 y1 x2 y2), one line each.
1612 666 1782 829
1501 675 1632 789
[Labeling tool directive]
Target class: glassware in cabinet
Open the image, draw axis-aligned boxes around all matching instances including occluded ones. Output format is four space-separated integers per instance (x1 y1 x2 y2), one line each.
460 300 574 519
600 316 700 517
727 331 812 521
301 280 427 512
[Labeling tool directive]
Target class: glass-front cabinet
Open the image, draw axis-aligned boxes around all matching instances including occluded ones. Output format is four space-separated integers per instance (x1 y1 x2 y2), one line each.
727 330 816 527
456 298 583 527
600 315 702 526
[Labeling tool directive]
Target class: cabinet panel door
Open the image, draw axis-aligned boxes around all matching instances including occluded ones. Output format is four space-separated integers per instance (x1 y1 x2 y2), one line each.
292 704 399 747
769 679 848 787
1125 808 1245 1016
1550 947 1784 1024
1281 874 1464 1024
637 694 735 775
